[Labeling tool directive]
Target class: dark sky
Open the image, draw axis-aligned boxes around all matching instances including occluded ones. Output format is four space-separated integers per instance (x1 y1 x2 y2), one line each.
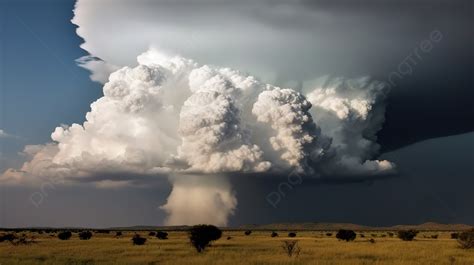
0 0 472 227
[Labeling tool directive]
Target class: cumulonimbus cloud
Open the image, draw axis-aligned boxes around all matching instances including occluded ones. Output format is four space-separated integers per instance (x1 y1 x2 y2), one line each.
1 49 394 225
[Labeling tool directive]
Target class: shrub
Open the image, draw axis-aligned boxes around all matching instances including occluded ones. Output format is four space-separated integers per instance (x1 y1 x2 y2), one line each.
288 232 297 237
457 229 474 249
10 235 36 246
397 230 418 241
360 234 365 238
188 225 222 253
336 229 356 242
78 231 93 240
281 240 300 257
132 234 147 245
156 231 168 240
227 236 232 240
271 231 279 237
326 233 332 237
58 231 72 240
96 230 110 234
148 231 156 237
388 232 394 237
451 233 459 239
431 234 438 239
0 233 17 243
116 231 123 237
244 230 252 236
369 238 376 244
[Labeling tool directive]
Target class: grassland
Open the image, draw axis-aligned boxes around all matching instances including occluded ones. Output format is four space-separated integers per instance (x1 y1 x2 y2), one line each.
0 230 473 265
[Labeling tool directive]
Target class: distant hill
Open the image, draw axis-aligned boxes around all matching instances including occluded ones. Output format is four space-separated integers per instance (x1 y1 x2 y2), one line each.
388 222 473 231
236 222 473 231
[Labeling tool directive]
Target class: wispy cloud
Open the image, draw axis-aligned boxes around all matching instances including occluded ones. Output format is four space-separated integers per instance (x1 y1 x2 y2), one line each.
0 129 12 138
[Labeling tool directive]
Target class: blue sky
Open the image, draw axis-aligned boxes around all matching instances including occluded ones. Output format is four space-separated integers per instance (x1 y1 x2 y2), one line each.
1 0 101 170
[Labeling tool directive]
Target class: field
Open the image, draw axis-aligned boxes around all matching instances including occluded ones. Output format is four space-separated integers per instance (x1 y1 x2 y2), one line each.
0 230 473 265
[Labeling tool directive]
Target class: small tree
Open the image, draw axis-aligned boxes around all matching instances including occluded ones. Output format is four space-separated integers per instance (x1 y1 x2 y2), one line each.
457 229 474 249
281 240 301 257
398 230 418 241
78 231 93 240
288 232 297 238
156 231 168 240
271 231 279 237
244 230 252 236
326 233 332 237
132 234 147 245
188 225 222 253
148 231 156 237
336 229 356 242
58 231 72 240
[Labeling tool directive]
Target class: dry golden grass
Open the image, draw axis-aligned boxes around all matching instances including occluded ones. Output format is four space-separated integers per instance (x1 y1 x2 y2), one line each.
0 231 473 265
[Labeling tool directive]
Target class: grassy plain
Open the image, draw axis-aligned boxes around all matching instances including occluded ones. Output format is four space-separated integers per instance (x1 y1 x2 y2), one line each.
0 231 473 265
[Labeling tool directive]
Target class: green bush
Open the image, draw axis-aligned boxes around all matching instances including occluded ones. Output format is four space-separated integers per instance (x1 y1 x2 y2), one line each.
0 233 17 243
397 230 418 241
188 225 222 253
336 229 356 242
58 231 72 240
132 234 147 245
78 231 93 240
156 231 168 240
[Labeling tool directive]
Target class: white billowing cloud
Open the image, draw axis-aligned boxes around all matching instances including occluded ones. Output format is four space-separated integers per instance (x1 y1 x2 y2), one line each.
305 77 394 176
175 64 271 173
252 88 328 173
0 144 64 185
1 49 394 225
177 90 270 173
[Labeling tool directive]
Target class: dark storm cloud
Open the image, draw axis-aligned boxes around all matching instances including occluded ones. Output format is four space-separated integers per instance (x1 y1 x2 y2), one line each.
230 132 474 226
